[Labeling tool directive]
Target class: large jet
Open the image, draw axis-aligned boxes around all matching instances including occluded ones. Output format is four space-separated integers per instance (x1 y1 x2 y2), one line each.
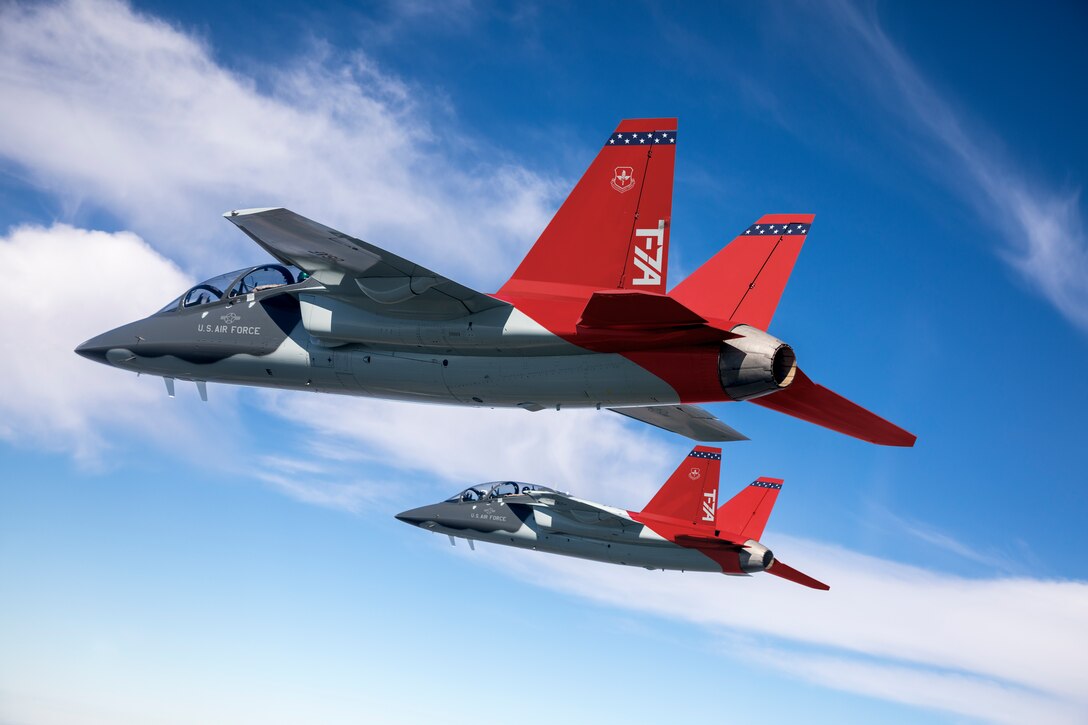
396 446 828 589
75 118 914 445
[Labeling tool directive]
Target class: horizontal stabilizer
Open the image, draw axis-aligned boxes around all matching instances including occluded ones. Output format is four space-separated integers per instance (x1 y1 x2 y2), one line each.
578 290 706 329
752 369 916 447
766 559 830 590
610 405 747 442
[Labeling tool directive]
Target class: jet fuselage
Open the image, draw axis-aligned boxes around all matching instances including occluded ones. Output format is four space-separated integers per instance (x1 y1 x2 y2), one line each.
396 488 770 575
76 274 720 411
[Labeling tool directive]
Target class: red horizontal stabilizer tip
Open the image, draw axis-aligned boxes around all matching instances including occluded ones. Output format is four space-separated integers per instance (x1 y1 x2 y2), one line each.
752 369 916 447
766 560 830 590
578 290 706 329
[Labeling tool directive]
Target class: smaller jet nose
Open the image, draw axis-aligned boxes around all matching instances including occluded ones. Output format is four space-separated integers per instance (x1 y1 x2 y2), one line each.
74 322 145 366
74 331 119 365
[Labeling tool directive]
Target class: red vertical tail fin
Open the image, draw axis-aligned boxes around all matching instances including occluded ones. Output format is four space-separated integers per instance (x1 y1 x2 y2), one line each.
670 215 813 330
639 446 721 529
499 118 677 298
716 477 782 540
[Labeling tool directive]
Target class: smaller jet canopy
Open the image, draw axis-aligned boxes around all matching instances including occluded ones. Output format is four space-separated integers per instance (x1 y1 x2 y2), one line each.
444 481 558 503
156 264 303 314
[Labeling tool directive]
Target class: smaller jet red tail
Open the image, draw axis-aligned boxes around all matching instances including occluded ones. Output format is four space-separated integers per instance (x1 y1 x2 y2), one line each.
640 446 722 528
499 118 678 299
766 560 830 590
669 214 813 331
716 477 782 541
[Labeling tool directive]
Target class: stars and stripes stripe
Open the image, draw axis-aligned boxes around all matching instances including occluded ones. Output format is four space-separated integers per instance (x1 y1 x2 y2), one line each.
688 449 721 460
750 480 782 489
743 222 810 236
606 130 677 147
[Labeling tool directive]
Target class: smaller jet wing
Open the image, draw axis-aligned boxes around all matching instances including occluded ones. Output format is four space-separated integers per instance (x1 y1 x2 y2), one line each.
224 207 508 317
609 404 748 442
522 491 637 531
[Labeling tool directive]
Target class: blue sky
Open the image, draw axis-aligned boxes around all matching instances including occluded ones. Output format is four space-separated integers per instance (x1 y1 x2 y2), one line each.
1 1 1086 723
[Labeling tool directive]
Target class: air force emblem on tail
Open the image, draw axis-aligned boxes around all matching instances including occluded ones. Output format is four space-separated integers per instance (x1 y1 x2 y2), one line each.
611 166 635 193
632 220 666 286
702 489 717 522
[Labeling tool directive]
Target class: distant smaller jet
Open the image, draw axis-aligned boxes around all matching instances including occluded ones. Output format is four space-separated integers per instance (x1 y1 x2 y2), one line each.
396 446 828 589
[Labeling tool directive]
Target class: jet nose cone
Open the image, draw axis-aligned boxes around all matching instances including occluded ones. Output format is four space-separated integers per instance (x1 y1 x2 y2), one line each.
395 506 437 527
74 332 115 365
74 323 143 366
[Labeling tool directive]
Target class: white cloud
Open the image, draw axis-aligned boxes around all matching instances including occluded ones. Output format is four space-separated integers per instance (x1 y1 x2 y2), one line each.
0 0 560 283
750 648 1085 725
246 389 1088 724
828 0 1088 333
254 392 674 513
466 535 1088 724
0 222 205 465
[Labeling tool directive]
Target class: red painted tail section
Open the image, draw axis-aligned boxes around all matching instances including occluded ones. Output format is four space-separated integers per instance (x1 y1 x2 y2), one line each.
670 215 814 331
716 477 782 540
639 446 721 528
499 118 677 298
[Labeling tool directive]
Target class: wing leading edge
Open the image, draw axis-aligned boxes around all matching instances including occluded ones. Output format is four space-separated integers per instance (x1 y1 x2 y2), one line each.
224 207 507 318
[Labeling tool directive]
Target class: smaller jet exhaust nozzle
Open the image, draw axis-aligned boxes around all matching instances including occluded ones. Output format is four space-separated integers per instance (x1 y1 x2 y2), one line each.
718 325 797 401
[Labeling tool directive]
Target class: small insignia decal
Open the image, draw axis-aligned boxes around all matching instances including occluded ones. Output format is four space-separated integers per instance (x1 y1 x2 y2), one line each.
221 312 242 324
689 467 701 480
611 166 635 193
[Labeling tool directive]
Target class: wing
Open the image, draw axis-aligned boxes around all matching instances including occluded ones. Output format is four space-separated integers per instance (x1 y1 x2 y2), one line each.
609 404 748 442
521 492 637 532
224 207 508 318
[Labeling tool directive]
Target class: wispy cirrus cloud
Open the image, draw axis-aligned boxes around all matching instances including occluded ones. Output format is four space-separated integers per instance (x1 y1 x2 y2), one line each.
825 0 1088 332
259 391 1088 725
0 0 561 282
461 535 1088 725
0 0 560 461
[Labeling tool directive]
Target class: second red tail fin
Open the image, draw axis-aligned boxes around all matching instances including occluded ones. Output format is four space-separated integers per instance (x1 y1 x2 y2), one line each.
716 477 783 540
640 446 721 528
670 215 813 330
499 118 677 298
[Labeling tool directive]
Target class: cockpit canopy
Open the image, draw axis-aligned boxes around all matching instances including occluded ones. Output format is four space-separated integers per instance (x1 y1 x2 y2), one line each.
157 263 305 314
445 481 558 503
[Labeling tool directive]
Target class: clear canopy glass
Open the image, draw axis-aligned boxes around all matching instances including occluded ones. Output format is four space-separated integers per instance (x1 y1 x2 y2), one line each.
156 264 302 314
444 481 557 503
